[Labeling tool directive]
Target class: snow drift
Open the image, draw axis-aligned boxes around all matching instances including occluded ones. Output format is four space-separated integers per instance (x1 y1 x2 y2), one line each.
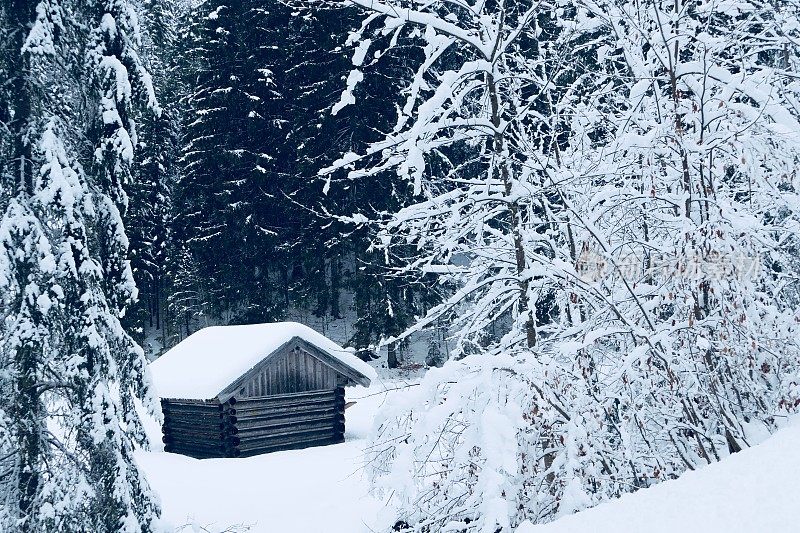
518 419 800 533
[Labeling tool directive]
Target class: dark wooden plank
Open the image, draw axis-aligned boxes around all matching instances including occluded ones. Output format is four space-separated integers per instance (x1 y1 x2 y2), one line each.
163 422 226 437
161 408 224 420
235 419 344 440
162 435 227 449
236 424 339 445
161 404 224 417
228 401 344 420
228 388 336 405
226 397 340 415
235 428 340 453
226 397 340 413
236 435 342 457
162 398 221 407
163 417 226 429
233 409 343 430
161 430 225 443
165 445 228 459
162 415 225 428
163 426 226 440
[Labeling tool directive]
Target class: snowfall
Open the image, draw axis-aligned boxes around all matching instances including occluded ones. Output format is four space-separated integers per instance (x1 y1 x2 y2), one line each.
137 377 800 533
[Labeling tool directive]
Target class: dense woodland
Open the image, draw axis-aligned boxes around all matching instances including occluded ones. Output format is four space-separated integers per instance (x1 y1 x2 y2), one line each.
1 0 800 531
126 0 436 357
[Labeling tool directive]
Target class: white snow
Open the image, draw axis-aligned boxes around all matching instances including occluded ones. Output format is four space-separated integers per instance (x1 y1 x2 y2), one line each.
148 322 377 400
518 418 800 533
136 383 400 532
331 69 363 116
136 382 800 533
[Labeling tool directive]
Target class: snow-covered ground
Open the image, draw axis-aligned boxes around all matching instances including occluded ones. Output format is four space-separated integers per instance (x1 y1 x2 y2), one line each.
136 382 403 532
138 380 799 533
520 418 800 533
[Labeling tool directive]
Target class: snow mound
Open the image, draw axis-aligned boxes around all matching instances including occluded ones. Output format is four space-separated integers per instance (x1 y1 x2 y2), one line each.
518 419 800 533
149 322 377 400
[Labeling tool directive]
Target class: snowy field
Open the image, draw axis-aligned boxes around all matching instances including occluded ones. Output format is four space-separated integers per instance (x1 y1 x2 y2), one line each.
136 382 398 532
137 381 800 533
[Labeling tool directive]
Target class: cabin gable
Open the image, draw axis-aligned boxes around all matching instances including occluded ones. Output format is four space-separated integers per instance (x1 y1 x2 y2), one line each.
217 336 365 402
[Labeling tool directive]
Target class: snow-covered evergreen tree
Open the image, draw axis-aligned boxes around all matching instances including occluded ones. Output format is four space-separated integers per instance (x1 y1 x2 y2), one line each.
127 0 183 347
170 0 430 352
174 0 289 325
0 0 163 530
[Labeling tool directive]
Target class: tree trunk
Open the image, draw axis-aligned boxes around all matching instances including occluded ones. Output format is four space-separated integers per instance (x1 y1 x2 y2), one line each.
387 342 399 369
486 72 536 348
14 345 43 532
8 1 43 526
10 0 35 197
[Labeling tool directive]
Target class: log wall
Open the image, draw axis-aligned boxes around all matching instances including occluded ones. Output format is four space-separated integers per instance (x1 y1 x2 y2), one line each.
161 387 346 458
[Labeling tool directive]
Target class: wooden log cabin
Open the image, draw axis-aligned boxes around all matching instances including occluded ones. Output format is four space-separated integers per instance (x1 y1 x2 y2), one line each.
149 322 375 458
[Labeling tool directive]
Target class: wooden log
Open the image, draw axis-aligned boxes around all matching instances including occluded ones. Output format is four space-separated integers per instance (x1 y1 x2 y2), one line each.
162 398 221 407
163 411 224 422
234 420 344 442
161 429 225 442
162 436 215 447
226 389 336 406
165 445 227 459
162 444 230 457
226 397 342 415
226 399 344 419
226 391 342 408
235 424 340 445
163 435 230 451
162 402 220 408
163 426 226 441
162 425 227 439
163 417 226 431
162 422 226 436
163 441 228 456
235 437 336 456
235 426 340 450
162 428 221 440
161 404 224 417
235 433 345 457
231 406 343 428
234 413 344 434
163 409 224 420
163 420 225 434
162 433 226 447
225 399 337 413
163 410 224 421
233 411 343 431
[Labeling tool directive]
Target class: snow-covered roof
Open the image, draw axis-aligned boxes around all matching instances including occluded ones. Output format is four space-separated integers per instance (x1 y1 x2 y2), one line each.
149 322 376 400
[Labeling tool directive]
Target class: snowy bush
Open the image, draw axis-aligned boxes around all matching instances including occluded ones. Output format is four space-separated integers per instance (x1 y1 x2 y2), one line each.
368 340 800 531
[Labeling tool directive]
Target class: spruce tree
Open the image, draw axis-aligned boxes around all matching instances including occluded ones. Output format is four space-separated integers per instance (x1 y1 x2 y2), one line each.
127 0 182 350
0 0 163 530
175 0 286 325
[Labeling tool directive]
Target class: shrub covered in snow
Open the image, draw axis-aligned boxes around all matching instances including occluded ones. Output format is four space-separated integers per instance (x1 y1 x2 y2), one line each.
367 346 799 532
